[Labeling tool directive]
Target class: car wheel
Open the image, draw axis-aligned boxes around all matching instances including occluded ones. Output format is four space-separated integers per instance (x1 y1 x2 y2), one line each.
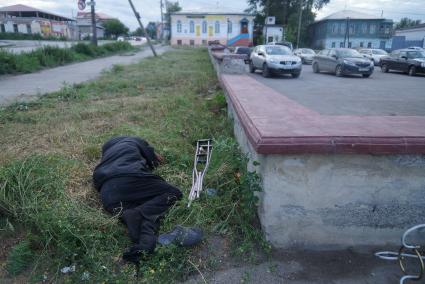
291 72 301 78
381 63 389 73
262 63 271 78
408 66 417 76
312 62 320 73
335 65 343 77
362 74 371 78
249 62 256 73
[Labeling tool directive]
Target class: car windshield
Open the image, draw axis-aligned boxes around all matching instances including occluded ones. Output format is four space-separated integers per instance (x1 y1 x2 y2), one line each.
337 49 362 58
265 46 291 55
236 47 250 54
407 51 425 58
302 49 315 54
372 50 387 55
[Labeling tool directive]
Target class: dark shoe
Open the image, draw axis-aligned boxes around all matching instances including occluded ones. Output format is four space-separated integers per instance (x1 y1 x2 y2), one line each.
122 234 157 263
158 225 203 247
121 209 142 244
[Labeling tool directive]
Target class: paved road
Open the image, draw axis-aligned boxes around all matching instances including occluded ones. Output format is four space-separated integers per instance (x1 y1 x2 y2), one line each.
0 45 170 105
250 65 425 116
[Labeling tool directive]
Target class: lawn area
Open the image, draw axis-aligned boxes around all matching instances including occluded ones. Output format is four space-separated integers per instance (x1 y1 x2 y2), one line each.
0 42 135 75
0 48 266 282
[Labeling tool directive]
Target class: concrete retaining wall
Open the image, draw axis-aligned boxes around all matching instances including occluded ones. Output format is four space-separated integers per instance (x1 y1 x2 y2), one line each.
210 48 425 249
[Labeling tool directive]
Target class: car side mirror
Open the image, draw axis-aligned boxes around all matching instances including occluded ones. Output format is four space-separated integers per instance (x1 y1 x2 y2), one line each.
258 52 265 56
401 56 407 60
331 55 337 59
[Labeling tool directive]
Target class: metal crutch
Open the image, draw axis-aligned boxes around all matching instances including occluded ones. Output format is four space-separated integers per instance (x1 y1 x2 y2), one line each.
188 139 213 207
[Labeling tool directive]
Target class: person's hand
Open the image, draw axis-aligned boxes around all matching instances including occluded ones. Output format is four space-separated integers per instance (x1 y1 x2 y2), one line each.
155 152 165 164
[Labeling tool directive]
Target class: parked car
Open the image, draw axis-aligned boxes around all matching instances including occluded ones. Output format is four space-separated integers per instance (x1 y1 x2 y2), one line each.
293 48 316 64
249 45 302 78
407 46 424 50
359 48 388 65
312 48 374 78
268 41 293 51
234 46 252 64
380 49 425 76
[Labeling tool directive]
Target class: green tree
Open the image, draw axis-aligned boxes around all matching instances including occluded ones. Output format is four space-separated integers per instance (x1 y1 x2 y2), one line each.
246 0 330 46
131 27 145 36
103 19 129 38
395 17 421 29
165 1 182 39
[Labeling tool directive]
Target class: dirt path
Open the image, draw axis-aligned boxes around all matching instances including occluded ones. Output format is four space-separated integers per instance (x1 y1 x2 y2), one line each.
0 45 171 105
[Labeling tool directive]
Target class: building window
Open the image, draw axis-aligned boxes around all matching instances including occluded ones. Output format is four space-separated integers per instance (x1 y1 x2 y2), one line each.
331 42 336 48
13 24 18 33
177 20 182 33
202 39 207 45
370 24 376 34
177 39 182 45
340 42 344 48
215 21 220 34
0 24 5 33
26 24 31 34
367 42 372 48
228 20 232 34
348 42 352 48
385 26 390 34
361 23 367 34
189 21 194 33
360 42 364 48
202 21 207 34
340 23 346 34
190 39 195 46
349 24 354 35
332 23 337 34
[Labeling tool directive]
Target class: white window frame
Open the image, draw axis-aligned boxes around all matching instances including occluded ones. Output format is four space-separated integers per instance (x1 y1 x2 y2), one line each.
177 20 182 33
189 20 195 33
215 21 220 34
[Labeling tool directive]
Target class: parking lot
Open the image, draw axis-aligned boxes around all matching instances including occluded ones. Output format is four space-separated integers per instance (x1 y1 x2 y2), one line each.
250 66 425 116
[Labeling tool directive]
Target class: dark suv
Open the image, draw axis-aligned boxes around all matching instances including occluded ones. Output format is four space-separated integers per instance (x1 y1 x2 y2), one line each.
312 48 374 78
380 49 425 76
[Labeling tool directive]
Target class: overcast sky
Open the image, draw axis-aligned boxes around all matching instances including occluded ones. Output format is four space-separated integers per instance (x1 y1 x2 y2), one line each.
1 0 425 30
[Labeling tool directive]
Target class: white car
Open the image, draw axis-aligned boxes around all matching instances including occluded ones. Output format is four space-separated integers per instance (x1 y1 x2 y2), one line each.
359 49 388 65
293 48 316 64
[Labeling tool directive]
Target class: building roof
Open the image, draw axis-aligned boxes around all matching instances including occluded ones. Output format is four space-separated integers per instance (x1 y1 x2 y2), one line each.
317 10 384 22
0 4 74 21
171 11 253 17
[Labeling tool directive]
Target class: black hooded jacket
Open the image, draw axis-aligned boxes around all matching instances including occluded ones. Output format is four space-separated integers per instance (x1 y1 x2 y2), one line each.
93 136 161 191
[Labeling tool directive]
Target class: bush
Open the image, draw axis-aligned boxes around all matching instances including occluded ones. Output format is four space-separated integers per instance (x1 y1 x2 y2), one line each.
72 42 97 57
0 42 133 75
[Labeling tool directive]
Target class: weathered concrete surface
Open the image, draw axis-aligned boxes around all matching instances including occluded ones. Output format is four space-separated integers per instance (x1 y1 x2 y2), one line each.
229 99 425 249
0 45 170 105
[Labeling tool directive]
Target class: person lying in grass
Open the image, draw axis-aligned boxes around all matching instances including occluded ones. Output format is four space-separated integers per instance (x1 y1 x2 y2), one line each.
93 136 182 263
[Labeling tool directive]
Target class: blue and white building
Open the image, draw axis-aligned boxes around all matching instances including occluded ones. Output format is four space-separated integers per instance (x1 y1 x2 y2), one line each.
309 10 394 50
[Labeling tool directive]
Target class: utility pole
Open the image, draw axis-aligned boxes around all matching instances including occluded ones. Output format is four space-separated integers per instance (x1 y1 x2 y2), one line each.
128 0 157 57
89 0 98 46
296 0 303 48
160 0 164 42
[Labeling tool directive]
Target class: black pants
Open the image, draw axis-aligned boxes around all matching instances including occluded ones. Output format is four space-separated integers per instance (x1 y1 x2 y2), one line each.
100 176 182 252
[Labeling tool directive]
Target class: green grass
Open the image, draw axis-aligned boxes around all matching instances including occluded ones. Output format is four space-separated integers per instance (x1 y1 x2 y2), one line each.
0 48 267 282
0 42 134 75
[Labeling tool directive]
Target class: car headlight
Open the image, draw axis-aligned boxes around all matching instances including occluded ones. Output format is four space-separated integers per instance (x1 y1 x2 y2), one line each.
268 59 280 64
343 60 356 66
421 62 425 68
370 61 374 67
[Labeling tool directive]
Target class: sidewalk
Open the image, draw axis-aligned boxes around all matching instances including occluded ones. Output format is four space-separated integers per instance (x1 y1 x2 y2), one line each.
0 45 170 105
